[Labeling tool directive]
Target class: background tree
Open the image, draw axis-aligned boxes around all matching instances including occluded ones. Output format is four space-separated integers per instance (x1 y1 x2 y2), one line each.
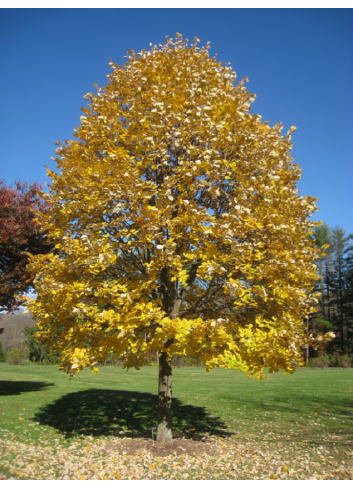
0 339 6 362
24 34 333 442
24 324 60 369
0 179 53 313
311 223 331 319
309 223 353 356
6 347 26 365
0 313 28 353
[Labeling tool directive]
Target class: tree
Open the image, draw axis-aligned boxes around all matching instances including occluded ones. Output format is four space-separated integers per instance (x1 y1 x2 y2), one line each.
24 324 60 369
344 241 353 351
0 179 53 313
312 223 331 319
309 223 353 356
6 347 26 365
0 340 6 362
0 313 28 353
24 34 333 442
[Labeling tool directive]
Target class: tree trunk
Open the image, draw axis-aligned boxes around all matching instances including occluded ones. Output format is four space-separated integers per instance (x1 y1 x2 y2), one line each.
156 262 197 443
156 349 173 443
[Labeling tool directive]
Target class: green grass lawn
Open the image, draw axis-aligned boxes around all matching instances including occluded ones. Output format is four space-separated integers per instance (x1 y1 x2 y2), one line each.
0 364 352 479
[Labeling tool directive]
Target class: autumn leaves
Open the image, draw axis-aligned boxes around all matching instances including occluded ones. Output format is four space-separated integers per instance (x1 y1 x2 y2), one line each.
24 34 333 380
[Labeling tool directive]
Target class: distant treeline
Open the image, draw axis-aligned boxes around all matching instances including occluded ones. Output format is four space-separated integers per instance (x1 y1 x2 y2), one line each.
308 223 353 357
0 313 59 365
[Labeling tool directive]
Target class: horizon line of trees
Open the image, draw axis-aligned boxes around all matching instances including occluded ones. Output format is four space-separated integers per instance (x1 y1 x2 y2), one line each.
308 223 353 358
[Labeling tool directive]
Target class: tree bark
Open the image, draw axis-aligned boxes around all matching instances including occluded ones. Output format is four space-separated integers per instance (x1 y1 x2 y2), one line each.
156 262 198 443
156 348 173 442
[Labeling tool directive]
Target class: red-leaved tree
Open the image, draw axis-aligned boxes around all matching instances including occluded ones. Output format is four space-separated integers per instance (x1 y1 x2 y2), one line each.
0 180 53 313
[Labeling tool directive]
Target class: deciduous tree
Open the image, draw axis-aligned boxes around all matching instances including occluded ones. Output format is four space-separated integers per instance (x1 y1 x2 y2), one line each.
24 324 60 368
24 35 333 442
0 180 52 312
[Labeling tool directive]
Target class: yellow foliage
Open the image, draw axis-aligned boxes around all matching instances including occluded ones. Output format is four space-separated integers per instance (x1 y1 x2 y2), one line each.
23 34 331 378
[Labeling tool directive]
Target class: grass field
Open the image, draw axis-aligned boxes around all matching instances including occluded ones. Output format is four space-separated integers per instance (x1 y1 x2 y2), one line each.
0 364 352 479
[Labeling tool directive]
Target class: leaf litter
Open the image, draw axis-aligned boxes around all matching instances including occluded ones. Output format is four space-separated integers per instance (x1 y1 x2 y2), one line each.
0 428 352 480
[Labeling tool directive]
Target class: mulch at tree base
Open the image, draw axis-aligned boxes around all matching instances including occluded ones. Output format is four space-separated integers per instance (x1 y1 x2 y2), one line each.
107 436 223 458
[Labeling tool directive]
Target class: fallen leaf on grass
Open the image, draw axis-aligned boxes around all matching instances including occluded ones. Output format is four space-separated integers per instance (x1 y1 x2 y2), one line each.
1 428 352 481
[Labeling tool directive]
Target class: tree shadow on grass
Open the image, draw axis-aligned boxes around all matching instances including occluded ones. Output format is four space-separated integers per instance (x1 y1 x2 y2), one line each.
33 389 233 440
0 381 55 396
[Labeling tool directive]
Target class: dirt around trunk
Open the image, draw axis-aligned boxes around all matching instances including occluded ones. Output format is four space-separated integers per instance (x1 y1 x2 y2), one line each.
106 436 222 458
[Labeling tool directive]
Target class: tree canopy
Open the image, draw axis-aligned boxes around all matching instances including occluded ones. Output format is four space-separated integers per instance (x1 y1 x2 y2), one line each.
0 179 52 312
24 34 333 441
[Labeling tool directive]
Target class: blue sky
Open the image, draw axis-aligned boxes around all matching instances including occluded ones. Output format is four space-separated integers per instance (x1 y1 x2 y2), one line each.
1 8 352 233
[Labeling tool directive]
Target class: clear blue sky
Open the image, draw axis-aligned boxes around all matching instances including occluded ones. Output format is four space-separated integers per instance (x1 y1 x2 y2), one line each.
1 8 352 233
